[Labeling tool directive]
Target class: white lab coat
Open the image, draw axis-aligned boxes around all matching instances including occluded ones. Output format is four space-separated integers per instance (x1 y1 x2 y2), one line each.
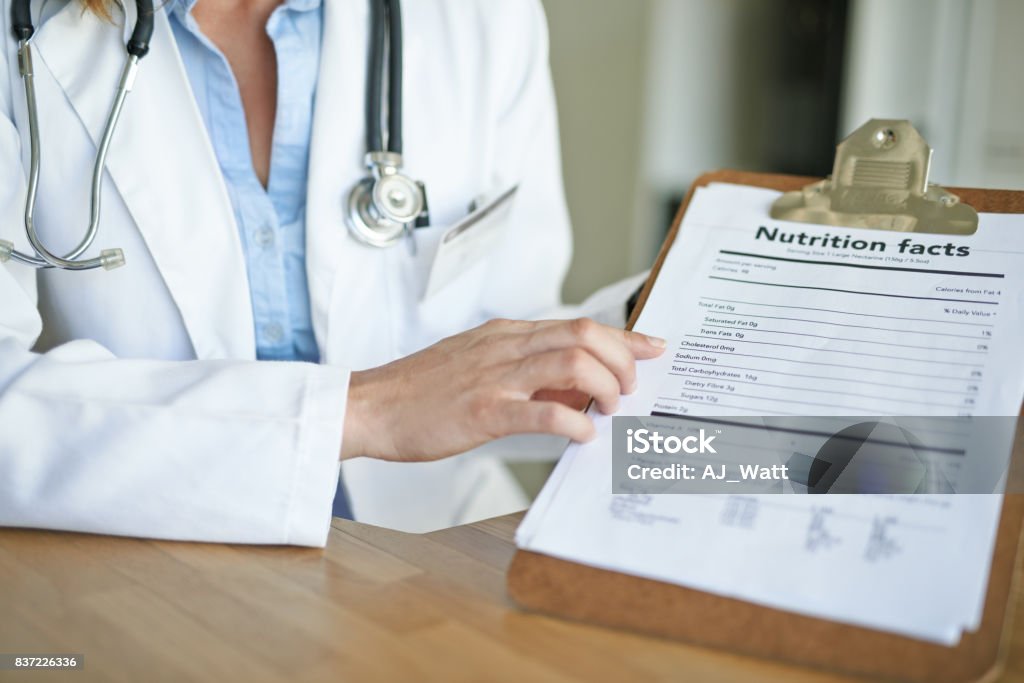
0 0 578 545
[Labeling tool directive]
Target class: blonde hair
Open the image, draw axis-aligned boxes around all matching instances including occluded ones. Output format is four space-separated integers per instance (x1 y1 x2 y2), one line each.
80 0 114 20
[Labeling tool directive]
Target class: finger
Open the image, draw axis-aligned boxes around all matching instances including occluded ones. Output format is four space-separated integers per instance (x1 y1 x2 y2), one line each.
527 319 667 358
531 388 591 412
515 348 622 414
497 400 596 443
518 318 641 394
622 328 667 359
536 318 667 362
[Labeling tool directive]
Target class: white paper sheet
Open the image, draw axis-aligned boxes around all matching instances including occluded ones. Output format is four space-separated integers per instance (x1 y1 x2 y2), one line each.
517 184 1024 645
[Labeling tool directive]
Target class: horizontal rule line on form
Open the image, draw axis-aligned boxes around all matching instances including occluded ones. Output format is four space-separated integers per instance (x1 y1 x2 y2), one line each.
701 312 987 339
651 404 802 417
708 276 1000 305
698 323 985 354
665 373 971 404
679 345 985 374
684 334 984 368
646 414 966 456
699 297 994 327
672 361 974 391
659 387 961 412
718 250 1006 279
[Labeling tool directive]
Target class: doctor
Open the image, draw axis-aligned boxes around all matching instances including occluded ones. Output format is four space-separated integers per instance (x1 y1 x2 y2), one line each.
0 0 662 546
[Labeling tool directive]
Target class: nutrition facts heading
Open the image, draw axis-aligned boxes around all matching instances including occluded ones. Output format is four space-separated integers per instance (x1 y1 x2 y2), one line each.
756 226 971 257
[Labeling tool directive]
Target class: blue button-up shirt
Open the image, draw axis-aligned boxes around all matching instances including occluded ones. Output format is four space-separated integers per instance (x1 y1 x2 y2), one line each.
169 0 321 363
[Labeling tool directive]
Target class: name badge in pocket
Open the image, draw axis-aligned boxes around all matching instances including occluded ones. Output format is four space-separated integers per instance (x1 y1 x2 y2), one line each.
424 186 518 300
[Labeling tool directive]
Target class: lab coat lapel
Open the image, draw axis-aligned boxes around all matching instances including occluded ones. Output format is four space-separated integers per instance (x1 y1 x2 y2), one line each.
306 0 395 367
30 2 256 360
305 1 401 368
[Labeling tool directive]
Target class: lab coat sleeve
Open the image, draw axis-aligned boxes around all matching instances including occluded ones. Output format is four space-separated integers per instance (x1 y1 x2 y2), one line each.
478 0 573 320
0 49 346 548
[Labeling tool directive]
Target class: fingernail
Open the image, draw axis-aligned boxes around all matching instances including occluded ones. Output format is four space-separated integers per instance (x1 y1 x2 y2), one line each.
628 378 638 394
646 335 667 348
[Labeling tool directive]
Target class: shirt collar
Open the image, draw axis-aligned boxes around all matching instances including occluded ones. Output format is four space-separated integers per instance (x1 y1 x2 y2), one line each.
165 0 197 21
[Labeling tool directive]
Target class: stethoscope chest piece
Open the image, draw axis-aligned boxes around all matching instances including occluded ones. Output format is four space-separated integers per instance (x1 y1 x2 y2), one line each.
346 152 425 248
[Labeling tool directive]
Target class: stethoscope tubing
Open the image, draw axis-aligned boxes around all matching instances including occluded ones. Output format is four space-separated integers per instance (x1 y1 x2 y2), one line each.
6 0 154 271
366 0 403 155
9 44 137 270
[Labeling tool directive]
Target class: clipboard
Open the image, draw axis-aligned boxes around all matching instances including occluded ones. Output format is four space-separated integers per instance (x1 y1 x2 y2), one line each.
507 120 1024 683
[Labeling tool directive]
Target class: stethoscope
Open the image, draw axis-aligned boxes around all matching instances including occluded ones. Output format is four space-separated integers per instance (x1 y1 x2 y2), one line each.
0 0 425 273
1 0 154 271
346 0 429 248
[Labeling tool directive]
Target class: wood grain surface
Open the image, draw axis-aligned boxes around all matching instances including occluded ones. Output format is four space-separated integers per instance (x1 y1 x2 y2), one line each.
0 511 1021 682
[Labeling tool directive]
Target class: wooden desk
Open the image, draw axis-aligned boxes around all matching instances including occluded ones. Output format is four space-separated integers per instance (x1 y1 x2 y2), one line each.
1 514 1021 682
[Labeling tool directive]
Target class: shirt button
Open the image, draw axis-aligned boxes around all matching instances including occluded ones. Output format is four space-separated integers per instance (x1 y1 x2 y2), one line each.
263 322 285 344
254 226 276 248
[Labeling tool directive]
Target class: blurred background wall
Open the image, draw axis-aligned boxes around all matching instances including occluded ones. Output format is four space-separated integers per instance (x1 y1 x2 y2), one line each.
542 0 1024 304
504 0 1022 502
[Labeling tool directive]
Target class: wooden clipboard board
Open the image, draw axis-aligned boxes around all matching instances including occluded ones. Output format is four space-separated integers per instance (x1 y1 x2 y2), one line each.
508 166 1024 683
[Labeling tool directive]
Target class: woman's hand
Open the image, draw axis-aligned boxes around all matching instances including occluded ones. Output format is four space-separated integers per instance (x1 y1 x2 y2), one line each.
341 318 666 462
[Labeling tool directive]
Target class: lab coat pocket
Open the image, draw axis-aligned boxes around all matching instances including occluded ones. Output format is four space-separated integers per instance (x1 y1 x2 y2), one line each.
389 224 487 355
390 188 518 354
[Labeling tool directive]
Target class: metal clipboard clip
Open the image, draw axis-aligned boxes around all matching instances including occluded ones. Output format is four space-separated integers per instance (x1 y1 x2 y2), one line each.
770 119 978 235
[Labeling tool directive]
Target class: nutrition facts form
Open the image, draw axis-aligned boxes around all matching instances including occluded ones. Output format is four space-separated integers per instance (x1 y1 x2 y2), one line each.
640 184 1023 419
516 183 1024 646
